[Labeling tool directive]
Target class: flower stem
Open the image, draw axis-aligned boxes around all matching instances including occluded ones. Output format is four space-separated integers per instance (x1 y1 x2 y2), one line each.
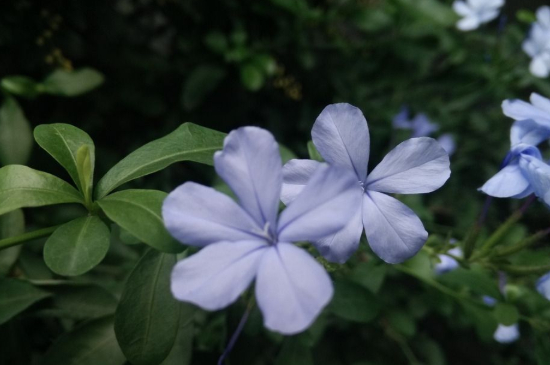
218 296 255 365
0 225 61 251
494 228 550 257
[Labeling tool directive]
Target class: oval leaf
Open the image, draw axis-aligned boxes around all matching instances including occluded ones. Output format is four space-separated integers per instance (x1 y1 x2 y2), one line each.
0 97 33 165
0 209 25 276
0 278 51 325
98 189 181 253
42 68 104 97
160 304 195 365
328 279 380 323
34 123 95 193
0 165 83 215
494 303 520 326
48 284 118 320
115 249 179 365
44 216 111 276
42 316 125 365
95 123 225 199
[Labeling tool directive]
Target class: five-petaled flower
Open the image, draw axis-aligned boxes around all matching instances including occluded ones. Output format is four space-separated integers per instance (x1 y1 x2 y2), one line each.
281 103 451 264
452 0 505 32
163 126 358 335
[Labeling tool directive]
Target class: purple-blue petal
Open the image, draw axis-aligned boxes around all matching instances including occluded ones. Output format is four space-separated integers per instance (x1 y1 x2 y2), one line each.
518 154 550 205
536 271 550 300
281 159 322 205
255 243 333 335
479 163 531 198
411 113 439 137
494 324 520 344
510 119 550 146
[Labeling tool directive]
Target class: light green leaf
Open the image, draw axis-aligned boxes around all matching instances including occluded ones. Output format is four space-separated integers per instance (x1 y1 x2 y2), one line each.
98 189 181 253
329 279 380 323
0 97 33 165
1 76 40 98
43 216 111 276
34 123 95 193
42 316 125 365
240 63 264 91
0 278 51 325
307 141 323 162
42 68 104 97
182 65 226 110
0 209 25 276
95 123 225 199
494 303 519 326
115 249 179 365
0 165 83 215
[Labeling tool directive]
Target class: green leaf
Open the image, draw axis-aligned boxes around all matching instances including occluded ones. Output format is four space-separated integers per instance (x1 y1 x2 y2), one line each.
494 303 519 326
43 216 111 276
182 65 226 110
42 316 125 365
115 249 179 365
1 76 40 98
95 123 225 199
47 285 118 320
204 32 228 54
0 278 51 325
98 189 181 253
0 165 83 215
34 123 95 193
240 63 264 91
439 267 503 300
160 304 195 365
329 279 380 323
42 68 104 97
0 209 25 276
387 311 416 337
275 338 313 365
307 141 323 162
351 261 387 294
76 145 94 205
0 97 33 165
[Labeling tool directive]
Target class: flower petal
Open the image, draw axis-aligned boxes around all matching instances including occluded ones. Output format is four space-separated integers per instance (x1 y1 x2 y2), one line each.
411 113 438 137
452 1 472 16
457 16 480 31
494 324 520 344
536 271 550 301
315 203 363 263
437 134 456 155
530 55 550 78
479 163 531 198
278 164 361 243
510 119 550 146
281 159 322 205
163 182 263 246
530 93 550 114
255 243 333 335
214 127 282 232
392 106 412 129
518 154 550 204
365 137 450 194
171 240 266 310
312 103 370 180
363 192 427 264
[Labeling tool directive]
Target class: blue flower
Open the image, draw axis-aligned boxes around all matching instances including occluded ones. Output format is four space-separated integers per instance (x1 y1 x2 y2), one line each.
163 126 358 335
434 245 462 275
282 103 451 264
452 0 504 32
536 271 550 300
494 324 520 344
523 7 550 78
502 93 550 130
482 295 498 306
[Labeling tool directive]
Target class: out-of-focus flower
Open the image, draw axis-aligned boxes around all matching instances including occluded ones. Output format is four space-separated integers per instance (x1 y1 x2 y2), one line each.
523 7 550 78
536 272 550 300
482 295 498 306
163 126 358 335
434 245 463 275
452 0 505 31
282 103 450 264
494 324 520 344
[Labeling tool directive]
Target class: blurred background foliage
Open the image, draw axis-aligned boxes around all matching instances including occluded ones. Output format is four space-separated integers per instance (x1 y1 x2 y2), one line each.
2 0 550 364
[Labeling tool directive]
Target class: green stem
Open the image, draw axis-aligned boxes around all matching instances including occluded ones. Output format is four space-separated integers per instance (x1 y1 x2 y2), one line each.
0 225 61 250
494 228 550 258
498 263 550 275
472 211 523 260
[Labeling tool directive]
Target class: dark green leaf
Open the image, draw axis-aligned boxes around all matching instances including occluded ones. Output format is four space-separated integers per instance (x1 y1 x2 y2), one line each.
0 278 50 325
240 63 264 91
329 279 380 323
34 123 95 193
351 261 387 294
0 209 25 276
42 316 125 365
44 216 111 276
182 65 226 110
275 338 313 365
47 285 118 320
160 304 195 365
439 267 503 300
98 189 182 253
388 311 416 337
1 76 40 98
95 123 225 199
0 96 33 165
494 303 519 326
0 165 83 215
115 249 179 365
42 68 104 97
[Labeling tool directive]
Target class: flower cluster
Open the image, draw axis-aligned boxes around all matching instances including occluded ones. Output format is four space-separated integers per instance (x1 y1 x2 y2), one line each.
452 0 504 31
523 6 550 78
163 103 450 334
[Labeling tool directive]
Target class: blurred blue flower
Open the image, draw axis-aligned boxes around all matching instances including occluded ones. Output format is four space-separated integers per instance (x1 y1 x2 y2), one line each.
482 295 498 306
494 324 520 344
502 93 550 130
523 6 550 78
536 271 550 300
163 126 359 335
452 0 505 31
282 103 451 264
434 245 463 275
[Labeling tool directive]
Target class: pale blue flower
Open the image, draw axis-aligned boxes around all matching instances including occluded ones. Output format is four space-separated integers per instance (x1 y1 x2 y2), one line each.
482 295 498 306
536 271 550 300
452 0 505 31
523 7 550 78
163 126 359 335
434 246 463 275
502 93 550 130
494 324 520 344
282 103 451 264
437 133 456 156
